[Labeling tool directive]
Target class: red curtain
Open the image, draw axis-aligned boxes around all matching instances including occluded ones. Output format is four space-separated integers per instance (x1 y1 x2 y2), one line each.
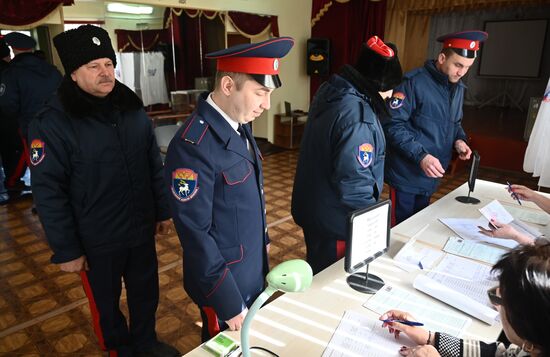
115 29 169 52
310 0 387 99
227 11 279 37
0 0 73 26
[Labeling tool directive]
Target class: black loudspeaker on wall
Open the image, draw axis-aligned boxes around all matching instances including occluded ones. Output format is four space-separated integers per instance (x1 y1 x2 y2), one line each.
307 38 330 76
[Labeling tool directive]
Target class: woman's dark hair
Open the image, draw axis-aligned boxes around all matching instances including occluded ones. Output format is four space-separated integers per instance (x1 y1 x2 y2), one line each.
493 239 550 355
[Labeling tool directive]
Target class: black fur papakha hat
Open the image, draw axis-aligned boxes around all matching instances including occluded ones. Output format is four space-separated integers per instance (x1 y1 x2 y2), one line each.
54 25 117 74
354 36 402 92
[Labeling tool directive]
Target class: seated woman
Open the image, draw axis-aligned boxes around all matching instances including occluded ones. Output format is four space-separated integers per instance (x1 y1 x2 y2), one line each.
479 185 550 245
380 239 550 357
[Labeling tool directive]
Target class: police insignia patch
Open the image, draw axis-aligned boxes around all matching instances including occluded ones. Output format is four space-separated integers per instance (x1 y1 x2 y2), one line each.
357 143 374 168
30 139 46 166
171 168 199 202
389 92 405 109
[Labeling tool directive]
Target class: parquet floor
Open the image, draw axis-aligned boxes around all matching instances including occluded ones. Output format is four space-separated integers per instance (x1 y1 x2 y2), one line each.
0 150 543 356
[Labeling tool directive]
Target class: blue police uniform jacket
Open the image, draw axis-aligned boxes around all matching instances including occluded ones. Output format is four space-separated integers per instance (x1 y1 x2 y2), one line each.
164 94 269 321
291 74 385 241
383 60 468 196
0 52 62 136
29 80 170 263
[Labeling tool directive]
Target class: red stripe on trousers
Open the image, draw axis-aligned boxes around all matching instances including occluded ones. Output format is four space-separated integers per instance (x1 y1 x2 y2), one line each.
336 240 346 260
202 306 220 338
389 187 397 227
6 132 29 187
80 271 109 351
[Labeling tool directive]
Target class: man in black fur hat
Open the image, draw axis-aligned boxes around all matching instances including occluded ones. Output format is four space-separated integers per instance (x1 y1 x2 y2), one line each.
28 25 180 357
291 36 402 275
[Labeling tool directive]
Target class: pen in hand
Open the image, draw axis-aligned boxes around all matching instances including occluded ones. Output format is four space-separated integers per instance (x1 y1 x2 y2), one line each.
382 319 424 326
506 181 522 206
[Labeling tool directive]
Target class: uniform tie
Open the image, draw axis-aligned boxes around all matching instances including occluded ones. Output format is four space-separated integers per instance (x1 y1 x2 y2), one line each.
237 124 248 149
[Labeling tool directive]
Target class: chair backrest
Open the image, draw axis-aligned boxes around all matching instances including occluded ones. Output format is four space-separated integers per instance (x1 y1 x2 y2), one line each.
154 125 180 148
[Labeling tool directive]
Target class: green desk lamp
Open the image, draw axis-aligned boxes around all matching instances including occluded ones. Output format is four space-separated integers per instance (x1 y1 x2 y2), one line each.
241 259 313 357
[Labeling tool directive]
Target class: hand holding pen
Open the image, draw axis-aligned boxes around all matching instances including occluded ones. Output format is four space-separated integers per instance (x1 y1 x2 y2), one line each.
380 310 431 346
506 181 522 206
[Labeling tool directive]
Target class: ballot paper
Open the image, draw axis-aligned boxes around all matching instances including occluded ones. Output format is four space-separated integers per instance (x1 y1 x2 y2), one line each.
393 241 444 272
439 217 519 249
364 284 471 337
479 200 514 224
443 236 509 265
413 255 499 325
322 310 414 357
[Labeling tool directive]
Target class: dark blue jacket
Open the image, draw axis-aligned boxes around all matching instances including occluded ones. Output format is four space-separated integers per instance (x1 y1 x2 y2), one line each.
0 53 62 136
292 74 386 241
383 60 468 195
29 80 170 263
164 95 269 321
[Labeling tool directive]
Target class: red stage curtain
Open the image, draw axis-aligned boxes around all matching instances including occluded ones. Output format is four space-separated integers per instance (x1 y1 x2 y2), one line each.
115 29 169 52
310 0 387 99
0 0 73 27
227 11 279 37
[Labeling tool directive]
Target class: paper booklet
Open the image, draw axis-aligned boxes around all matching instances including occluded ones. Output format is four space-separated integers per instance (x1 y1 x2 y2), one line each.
413 255 499 325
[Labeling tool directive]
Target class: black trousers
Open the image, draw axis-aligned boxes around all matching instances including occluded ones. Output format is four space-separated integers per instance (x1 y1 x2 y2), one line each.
303 229 346 275
0 121 25 187
80 239 159 356
389 187 431 226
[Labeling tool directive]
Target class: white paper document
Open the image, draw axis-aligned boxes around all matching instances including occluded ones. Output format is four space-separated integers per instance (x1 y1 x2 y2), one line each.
364 284 471 337
439 217 519 248
479 200 514 224
504 205 550 226
413 255 499 325
393 242 444 272
443 236 508 265
322 310 413 357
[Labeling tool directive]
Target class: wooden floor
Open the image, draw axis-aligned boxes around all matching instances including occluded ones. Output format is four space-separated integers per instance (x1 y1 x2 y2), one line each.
0 149 543 356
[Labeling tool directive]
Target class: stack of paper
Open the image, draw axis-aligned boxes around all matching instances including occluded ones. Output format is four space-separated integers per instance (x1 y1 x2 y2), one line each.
364 284 471 337
413 255 499 325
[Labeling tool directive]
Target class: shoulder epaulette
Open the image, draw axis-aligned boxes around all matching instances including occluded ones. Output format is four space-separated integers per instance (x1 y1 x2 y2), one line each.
181 114 209 145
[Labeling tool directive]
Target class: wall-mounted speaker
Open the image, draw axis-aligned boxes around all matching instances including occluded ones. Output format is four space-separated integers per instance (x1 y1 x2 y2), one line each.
307 38 330 76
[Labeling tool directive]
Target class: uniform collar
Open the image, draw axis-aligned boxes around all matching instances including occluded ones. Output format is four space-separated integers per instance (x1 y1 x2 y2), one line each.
206 92 240 134
424 60 465 89
197 94 254 161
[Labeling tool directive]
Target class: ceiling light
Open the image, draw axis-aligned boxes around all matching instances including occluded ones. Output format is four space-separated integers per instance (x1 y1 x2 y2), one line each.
107 3 153 15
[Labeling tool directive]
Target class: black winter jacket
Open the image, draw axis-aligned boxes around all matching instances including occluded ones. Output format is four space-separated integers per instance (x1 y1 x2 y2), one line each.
0 53 62 136
29 78 170 263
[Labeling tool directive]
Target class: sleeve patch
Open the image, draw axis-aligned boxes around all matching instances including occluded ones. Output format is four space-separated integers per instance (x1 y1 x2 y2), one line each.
389 91 405 109
30 139 46 166
171 168 199 202
357 143 374 168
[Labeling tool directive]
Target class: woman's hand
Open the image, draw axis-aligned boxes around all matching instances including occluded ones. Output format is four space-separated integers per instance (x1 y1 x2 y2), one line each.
379 310 430 346
508 184 537 202
478 219 534 245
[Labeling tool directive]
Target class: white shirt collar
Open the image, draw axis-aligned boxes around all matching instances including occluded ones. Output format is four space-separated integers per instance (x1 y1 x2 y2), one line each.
206 92 239 133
